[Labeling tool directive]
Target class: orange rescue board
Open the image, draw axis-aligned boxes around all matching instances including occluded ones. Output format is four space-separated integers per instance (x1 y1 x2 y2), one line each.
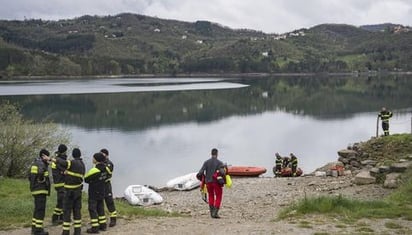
227 166 267 177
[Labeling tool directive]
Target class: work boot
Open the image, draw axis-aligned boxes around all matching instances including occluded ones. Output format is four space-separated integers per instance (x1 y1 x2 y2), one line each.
99 223 107 231
86 226 100 234
61 230 70 235
52 214 59 225
74 228 81 235
212 208 221 219
109 217 117 227
209 205 215 218
33 228 49 235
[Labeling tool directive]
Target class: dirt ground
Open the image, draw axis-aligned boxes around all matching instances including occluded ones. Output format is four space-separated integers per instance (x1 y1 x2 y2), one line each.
2 175 412 235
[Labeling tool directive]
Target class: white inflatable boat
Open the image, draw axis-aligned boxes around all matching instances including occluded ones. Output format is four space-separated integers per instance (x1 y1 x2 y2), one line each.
166 172 200 191
124 185 163 206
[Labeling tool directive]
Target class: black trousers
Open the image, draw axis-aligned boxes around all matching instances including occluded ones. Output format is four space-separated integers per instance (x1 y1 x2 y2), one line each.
32 194 47 229
63 189 82 231
88 198 105 228
54 186 65 216
382 121 390 135
104 183 116 216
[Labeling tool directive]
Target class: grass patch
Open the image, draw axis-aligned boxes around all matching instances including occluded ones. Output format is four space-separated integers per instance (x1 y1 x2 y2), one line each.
0 177 178 230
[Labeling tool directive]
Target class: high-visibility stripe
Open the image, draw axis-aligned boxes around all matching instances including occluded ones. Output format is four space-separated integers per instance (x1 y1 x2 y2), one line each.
66 170 83 178
67 160 71 169
106 166 112 175
30 166 38 174
85 167 100 178
32 190 48 195
110 211 117 217
54 183 64 188
51 162 57 169
64 184 82 189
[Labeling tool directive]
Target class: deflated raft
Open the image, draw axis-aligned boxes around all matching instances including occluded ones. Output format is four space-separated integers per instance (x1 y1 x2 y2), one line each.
166 172 200 191
124 185 163 206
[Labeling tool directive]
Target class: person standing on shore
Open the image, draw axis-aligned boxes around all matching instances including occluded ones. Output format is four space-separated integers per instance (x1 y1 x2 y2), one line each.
197 148 226 219
29 149 51 235
100 148 117 227
47 148 86 235
378 107 393 136
290 153 298 177
85 152 110 233
273 153 283 177
51 144 68 225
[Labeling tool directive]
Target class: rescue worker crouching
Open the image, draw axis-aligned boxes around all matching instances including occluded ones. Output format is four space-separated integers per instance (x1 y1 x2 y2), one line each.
29 149 51 235
47 148 86 235
85 152 110 234
51 144 68 225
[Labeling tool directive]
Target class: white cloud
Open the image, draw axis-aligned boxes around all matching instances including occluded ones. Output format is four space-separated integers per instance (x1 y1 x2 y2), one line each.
0 0 411 33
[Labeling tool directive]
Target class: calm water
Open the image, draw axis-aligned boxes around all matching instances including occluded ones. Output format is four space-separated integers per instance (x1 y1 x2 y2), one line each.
1 76 411 197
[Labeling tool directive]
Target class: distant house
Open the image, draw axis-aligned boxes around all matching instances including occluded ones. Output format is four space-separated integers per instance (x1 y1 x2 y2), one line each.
154 28 161 32
182 35 187 39
196 40 203 44
262 52 269 57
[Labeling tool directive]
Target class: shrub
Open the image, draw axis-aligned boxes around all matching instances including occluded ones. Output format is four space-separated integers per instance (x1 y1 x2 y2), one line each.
0 101 70 178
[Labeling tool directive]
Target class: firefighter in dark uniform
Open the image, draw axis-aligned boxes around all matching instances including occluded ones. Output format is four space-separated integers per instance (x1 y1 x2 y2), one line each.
85 153 110 233
273 153 283 177
100 148 117 227
48 148 85 235
29 149 51 235
51 144 68 225
290 153 298 177
378 107 393 136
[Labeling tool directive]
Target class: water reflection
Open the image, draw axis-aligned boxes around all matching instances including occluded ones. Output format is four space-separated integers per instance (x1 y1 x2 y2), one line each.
73 110 411 196
1 75 412 196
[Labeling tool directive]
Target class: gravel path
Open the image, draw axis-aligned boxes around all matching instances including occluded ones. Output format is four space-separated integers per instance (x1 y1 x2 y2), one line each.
2 175 412 235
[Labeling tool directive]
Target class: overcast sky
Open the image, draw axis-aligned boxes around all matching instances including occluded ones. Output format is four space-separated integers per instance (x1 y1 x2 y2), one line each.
1 0 411 33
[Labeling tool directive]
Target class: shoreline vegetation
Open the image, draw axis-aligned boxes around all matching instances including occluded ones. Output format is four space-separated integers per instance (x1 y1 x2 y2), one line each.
1 134 411 234
2 71 412 81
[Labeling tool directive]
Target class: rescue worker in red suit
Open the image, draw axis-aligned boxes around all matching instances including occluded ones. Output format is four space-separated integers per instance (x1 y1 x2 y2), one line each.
197 148 226 219
85 152 110 233
29 149 51 235
47 148 85 235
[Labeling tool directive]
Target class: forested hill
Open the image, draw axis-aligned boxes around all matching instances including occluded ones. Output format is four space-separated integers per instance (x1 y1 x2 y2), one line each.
0 13 411 77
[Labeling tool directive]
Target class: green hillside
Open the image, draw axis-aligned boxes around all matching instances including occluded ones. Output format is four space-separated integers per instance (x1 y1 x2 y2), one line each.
0 13 411 77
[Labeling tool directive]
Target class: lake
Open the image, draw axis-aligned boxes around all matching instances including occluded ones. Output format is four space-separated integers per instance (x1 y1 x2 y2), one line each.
1 75 411 197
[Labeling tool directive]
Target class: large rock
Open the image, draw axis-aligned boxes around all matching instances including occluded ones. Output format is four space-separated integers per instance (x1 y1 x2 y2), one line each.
353 171 376 185
390 161 412 173
383 173 402 188
337 149 357 159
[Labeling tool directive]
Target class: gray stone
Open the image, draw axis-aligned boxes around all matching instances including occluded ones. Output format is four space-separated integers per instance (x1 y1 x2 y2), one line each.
337 149 357 159
361 160 377 166
383 173 401 188
378 166 390 173
353 171 376 185
390 161 412 173
369 168 380 177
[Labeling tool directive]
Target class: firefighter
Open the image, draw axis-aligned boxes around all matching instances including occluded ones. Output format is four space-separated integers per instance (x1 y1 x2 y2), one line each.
51 144 68 225
290 153 298 177
273 153 283 177
378 107 393 136
100 148 117 227
48 148 85 235
29 149 51 235
85 152 110 233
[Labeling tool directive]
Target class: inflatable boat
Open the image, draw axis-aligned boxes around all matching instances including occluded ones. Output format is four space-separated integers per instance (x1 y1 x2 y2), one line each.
124 185 163 206
166 172 200 191
227 166 267 177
